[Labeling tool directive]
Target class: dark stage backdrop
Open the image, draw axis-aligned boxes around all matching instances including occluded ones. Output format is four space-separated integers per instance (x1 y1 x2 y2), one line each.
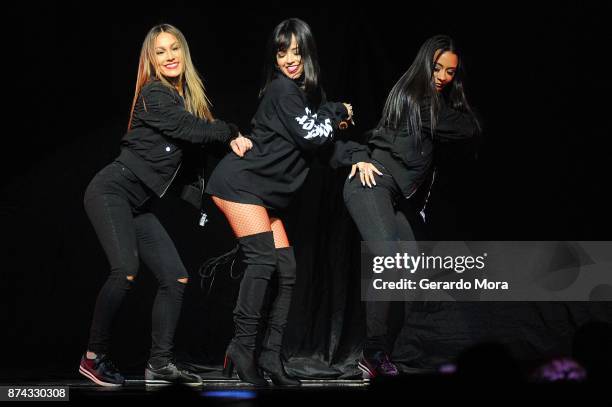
2 3 611 379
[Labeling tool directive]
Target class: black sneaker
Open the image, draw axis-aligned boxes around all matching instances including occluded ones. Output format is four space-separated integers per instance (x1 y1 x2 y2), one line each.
79 353 125 387
358 351 400 379
145 362 203 387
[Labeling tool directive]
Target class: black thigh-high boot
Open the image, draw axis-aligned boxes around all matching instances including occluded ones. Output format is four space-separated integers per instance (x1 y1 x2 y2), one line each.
223 231 276 386
259 247 301 385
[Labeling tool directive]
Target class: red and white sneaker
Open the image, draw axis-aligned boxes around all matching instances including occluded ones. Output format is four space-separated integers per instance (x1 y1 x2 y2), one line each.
78 353 125 387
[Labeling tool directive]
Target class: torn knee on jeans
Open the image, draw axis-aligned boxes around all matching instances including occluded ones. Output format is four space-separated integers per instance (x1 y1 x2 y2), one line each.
177 277 188 284
126 275 135 282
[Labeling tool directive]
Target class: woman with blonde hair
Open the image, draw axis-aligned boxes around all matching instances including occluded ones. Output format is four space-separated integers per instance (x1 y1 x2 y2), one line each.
79 24 252 387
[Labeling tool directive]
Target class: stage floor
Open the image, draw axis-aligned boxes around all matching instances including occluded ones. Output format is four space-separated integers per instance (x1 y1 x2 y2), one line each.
0 379 369 402
1 376 609 403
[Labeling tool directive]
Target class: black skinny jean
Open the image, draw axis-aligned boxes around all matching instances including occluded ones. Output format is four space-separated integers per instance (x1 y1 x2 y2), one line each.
343 158 429 355
83 161 188 368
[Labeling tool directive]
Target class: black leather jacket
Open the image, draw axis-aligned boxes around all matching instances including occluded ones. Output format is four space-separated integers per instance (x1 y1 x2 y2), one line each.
117 80 238 200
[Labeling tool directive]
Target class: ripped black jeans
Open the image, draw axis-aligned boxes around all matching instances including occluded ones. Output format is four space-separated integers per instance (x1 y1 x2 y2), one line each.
84 161 188 368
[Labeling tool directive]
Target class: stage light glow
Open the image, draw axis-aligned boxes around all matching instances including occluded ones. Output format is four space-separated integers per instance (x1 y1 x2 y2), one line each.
201 390 257 399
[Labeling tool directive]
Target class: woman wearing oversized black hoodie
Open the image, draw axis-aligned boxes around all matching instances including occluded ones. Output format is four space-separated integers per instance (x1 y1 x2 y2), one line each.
205 18 357 386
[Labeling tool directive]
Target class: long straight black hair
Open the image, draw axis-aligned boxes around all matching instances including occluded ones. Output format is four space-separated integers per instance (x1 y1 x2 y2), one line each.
259 18 323 108
378 34 480 138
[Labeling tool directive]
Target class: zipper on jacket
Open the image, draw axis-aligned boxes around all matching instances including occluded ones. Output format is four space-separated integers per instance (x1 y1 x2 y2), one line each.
160 162 182 198
418 169 436 221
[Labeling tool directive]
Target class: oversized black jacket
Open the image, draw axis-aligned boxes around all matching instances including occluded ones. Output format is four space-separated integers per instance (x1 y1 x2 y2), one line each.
117 80 238 198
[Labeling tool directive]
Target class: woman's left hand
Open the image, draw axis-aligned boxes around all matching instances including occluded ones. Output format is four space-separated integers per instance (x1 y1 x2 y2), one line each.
349 161 382 188
230 134 253 157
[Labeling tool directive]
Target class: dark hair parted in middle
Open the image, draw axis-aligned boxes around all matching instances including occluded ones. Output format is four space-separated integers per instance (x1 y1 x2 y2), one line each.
260 18 323 108
378 34 480 140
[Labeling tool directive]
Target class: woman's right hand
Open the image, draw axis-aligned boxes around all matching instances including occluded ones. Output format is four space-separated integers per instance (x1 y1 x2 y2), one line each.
349 161 383 188
230 133 253 158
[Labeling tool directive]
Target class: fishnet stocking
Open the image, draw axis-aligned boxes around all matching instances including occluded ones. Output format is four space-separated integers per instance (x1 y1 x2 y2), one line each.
212 196 290 248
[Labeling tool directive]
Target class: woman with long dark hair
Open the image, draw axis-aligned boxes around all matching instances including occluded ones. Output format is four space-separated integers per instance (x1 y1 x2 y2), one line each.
204 18 356 386
79 24 251 387
343 34 480 378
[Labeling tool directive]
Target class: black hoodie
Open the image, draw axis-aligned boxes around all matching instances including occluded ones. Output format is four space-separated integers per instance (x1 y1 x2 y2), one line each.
363 96 477 198
205 73 354 209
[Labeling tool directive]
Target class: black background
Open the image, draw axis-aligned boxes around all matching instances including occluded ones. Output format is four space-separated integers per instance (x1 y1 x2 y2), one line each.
2 2 611 379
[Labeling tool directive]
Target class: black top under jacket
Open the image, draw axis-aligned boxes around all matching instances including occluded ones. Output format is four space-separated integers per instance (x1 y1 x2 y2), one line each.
117 80 239 199
205 73 355 210
359 96 477 198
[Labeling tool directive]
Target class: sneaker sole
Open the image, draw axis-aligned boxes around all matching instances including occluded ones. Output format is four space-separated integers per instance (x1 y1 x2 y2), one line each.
78 366 123 387
145 379 202 387
145 370 202 387
145 379 172 387
357 361 376 379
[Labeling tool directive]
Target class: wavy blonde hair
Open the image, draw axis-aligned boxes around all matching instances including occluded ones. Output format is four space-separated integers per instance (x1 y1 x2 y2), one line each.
128 24 214 130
